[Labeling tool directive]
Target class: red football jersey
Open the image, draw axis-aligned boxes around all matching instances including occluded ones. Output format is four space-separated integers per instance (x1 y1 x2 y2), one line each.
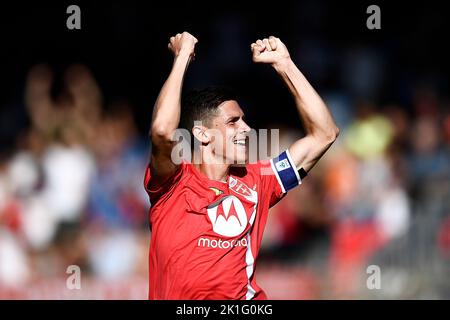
144 155 298 300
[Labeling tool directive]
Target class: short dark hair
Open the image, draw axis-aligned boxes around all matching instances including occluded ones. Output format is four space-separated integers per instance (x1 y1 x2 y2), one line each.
180 86 237 130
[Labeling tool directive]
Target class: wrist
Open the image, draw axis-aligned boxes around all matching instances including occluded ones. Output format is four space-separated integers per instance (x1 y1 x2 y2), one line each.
174 49 193 61
172 52 192 71
272 57 293 73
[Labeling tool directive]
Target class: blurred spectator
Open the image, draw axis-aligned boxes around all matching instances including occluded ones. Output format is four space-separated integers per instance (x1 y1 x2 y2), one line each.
88 101 149 228
0 63 150 298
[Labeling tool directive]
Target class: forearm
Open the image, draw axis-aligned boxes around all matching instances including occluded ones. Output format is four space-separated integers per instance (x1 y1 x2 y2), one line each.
151 52 191 138
273 59 338 139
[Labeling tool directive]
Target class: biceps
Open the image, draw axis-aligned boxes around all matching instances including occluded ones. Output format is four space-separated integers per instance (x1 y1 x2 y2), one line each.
288 135 334 172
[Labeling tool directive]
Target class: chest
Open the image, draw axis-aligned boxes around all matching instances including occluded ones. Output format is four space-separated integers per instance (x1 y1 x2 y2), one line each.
156 176 260 240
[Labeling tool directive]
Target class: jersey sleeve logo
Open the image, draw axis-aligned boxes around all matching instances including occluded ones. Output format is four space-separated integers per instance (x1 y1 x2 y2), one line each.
275 158 291 171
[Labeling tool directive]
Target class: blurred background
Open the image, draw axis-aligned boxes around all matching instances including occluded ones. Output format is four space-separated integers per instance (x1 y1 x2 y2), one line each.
0 0 449 299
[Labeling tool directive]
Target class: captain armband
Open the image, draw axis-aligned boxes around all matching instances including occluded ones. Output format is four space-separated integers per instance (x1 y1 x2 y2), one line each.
269 149 306 193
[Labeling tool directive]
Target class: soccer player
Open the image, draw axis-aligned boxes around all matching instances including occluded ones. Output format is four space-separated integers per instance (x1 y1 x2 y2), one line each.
144 32 339 299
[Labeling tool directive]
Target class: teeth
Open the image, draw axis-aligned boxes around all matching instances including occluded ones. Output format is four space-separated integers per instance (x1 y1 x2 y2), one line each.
234 140 245 145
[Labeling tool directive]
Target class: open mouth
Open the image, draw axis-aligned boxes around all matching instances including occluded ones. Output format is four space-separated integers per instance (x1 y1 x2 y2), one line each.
231 137 249 163
233 139 246 146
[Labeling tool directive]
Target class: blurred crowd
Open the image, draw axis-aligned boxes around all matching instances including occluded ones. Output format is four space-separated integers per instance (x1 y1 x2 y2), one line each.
0 57 449 298
0 64 150 298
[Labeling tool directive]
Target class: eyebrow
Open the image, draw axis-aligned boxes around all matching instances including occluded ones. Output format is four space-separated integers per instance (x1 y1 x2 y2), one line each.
226 114 245 122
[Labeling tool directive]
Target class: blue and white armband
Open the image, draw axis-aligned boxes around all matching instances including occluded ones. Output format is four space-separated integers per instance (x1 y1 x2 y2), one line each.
269 150 306 193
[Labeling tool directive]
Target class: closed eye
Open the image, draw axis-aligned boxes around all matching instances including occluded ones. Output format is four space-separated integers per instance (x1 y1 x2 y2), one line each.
227 116 241 124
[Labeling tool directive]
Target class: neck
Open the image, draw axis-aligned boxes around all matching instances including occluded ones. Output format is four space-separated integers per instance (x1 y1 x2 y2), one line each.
192 151 230 182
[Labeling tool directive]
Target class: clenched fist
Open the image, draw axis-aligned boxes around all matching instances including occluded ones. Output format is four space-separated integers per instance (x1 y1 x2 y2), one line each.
168 32 198 59
251 36 291 68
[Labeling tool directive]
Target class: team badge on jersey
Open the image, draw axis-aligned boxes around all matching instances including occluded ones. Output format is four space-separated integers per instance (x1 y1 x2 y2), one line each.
229 177 253 198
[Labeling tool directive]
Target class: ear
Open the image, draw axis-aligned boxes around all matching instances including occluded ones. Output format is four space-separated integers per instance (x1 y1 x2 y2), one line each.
192 125 211 144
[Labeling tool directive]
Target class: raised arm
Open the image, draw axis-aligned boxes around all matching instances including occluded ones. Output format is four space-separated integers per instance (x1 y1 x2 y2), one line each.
150 32 198 185
251 36 339 172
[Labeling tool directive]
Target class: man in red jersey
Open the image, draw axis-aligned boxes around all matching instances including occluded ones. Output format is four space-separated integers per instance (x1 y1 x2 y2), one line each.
144 31 339 300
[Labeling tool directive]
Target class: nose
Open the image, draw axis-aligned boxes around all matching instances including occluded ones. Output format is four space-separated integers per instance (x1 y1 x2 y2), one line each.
240 120 251 134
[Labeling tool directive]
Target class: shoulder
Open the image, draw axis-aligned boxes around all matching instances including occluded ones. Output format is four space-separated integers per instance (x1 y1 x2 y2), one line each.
242 160 276 177
144 160 192 203
229 161 275 184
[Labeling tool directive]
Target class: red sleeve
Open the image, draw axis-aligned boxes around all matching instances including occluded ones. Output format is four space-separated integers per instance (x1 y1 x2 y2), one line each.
143 162 185 205
255 159 286 208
